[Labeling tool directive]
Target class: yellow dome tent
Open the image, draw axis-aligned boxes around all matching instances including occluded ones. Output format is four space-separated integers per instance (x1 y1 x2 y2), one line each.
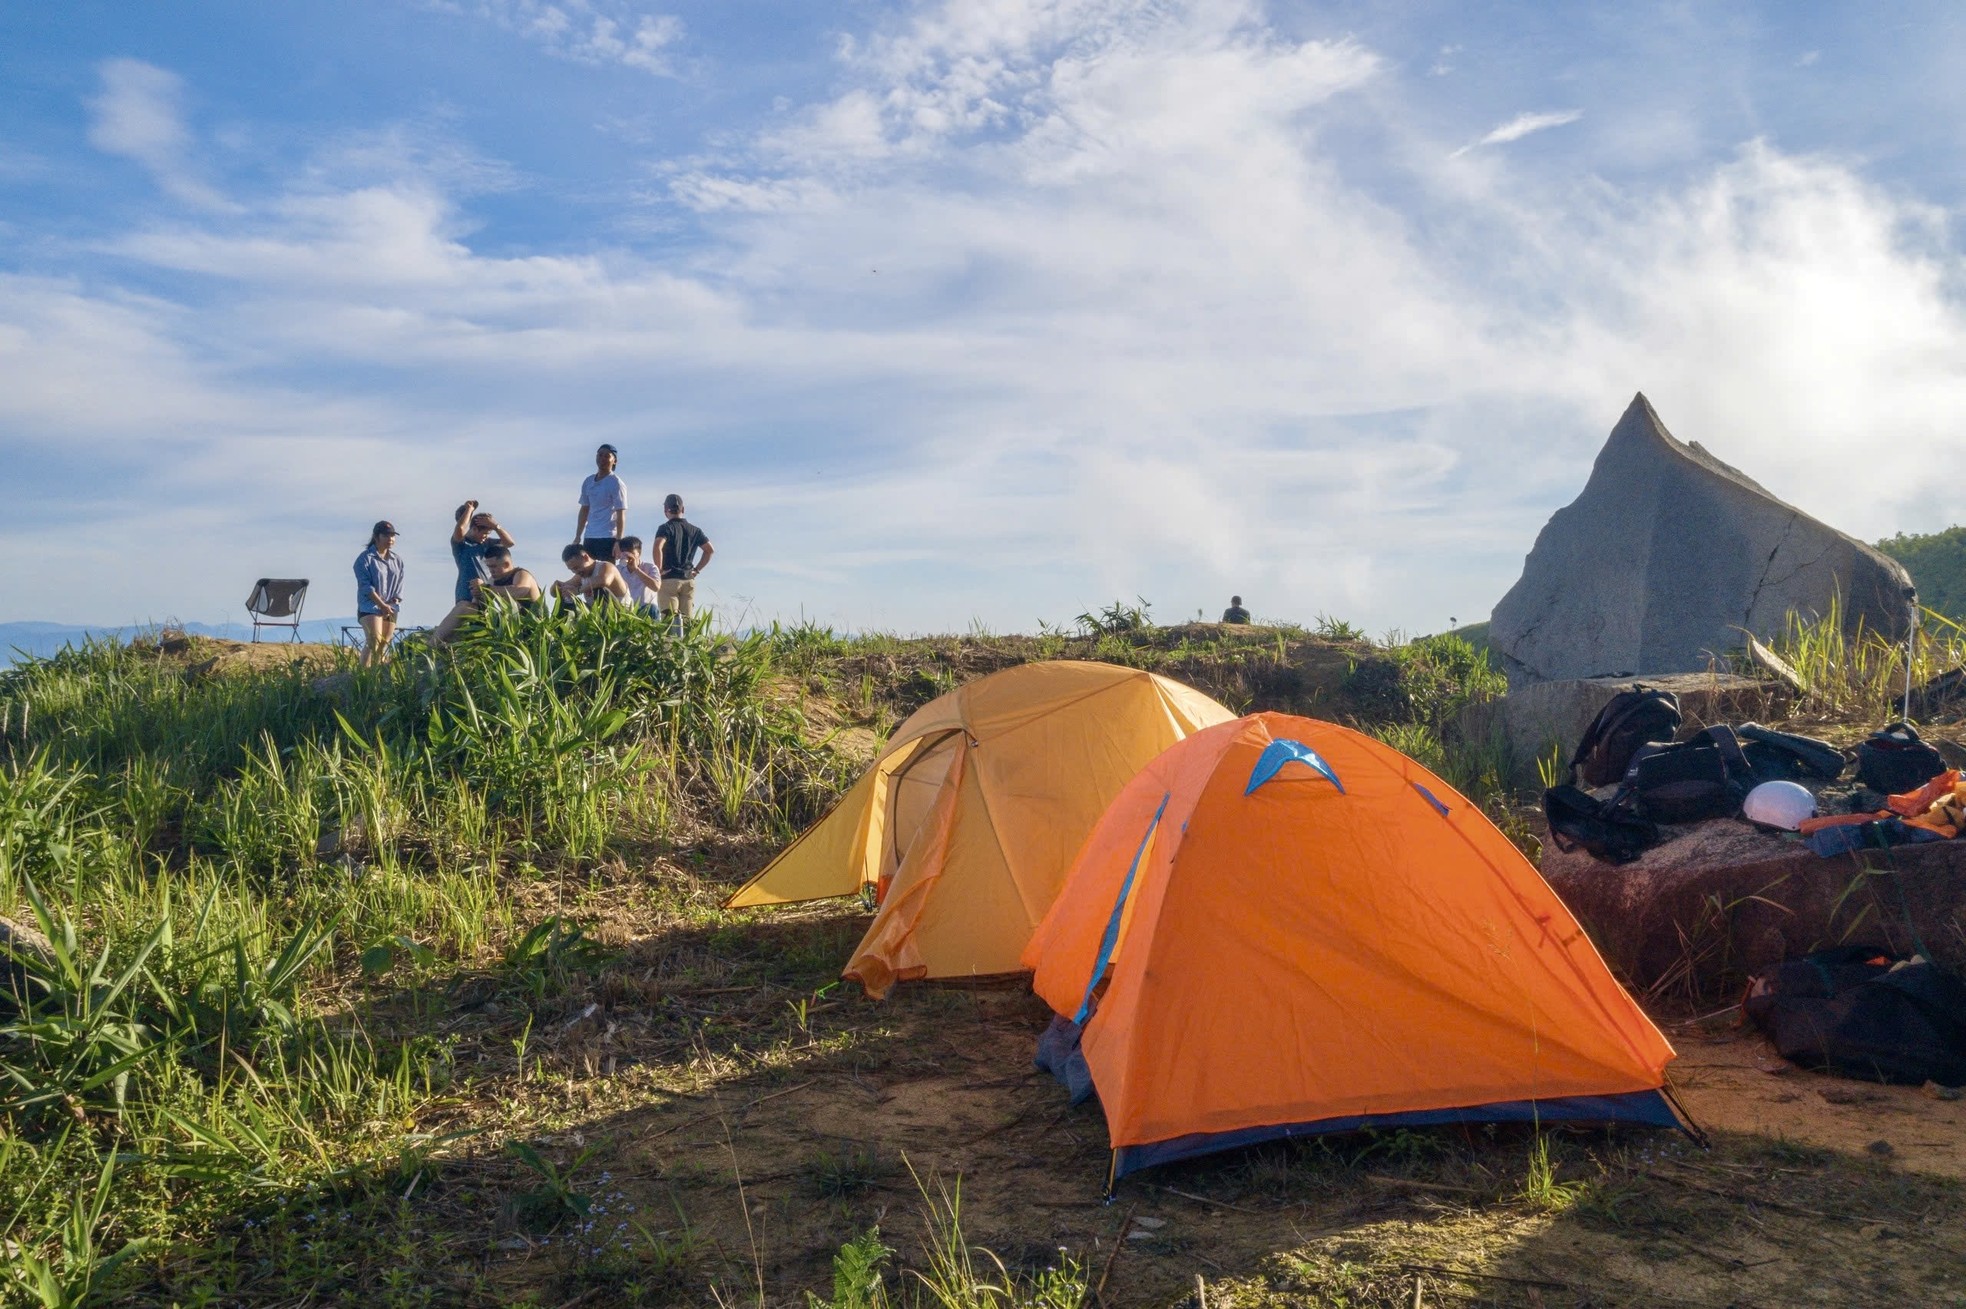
724 661 1234 996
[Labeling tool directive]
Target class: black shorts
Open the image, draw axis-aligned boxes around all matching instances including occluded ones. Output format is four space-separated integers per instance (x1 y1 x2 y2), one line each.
583 536 619 562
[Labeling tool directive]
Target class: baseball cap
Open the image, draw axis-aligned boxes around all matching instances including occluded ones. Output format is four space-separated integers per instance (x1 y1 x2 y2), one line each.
372 520 398 536
597 443 618 455
663 493 683 512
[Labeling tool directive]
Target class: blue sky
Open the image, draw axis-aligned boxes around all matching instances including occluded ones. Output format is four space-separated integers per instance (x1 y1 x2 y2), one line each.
4 1 1965 633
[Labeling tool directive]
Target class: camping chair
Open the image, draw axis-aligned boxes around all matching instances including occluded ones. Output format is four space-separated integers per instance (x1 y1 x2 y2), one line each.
245 578 309 643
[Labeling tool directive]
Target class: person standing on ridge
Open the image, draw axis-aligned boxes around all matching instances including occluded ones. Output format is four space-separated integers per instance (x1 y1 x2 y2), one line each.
1222 596 1251 624
450 501 515 603
574 444 627 565
354 521 405 667
652 493 714 625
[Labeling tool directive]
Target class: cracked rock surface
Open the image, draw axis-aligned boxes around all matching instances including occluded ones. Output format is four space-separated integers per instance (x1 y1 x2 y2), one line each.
1490 393 1914 688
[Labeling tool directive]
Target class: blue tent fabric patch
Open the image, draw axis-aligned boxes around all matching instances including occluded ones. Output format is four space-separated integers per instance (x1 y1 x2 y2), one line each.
1411 782 1451 816
1245 739 1345 796
1074 792 1169 1025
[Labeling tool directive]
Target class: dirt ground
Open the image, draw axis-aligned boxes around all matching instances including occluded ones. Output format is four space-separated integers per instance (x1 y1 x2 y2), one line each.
438 892 1964 1309
1669 1013 1966 1181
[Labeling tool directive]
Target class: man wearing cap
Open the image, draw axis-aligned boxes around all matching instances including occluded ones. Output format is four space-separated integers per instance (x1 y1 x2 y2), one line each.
651 493 714 624
1222 595 1251 624
575 445 628 566
450 500 516 603
354 521 405 668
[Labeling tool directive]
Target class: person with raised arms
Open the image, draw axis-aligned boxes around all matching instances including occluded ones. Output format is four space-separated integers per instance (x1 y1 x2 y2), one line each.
450 501 515 604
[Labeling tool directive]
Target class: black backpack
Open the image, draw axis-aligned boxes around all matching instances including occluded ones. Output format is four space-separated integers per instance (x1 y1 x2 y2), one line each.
1855 723 1948 795
1623 725 1750 823
1542 784 1660 864
1571 688 1682 788
1737 723 1846 782
1744 946 1966 1087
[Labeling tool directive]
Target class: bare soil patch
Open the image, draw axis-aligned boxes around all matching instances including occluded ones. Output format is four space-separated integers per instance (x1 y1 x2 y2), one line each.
409 886 1963 1308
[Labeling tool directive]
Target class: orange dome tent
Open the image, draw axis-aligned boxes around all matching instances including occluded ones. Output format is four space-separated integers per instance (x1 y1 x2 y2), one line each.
1024 712 1681 1178
725 661 1234 997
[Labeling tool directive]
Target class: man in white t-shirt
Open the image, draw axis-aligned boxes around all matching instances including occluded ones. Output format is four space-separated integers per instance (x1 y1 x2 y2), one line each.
575 444 628 563
613 537 662 614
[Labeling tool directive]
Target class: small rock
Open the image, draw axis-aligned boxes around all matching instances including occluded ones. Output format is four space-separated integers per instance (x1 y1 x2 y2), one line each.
0 916 55 1016
1923 1081 1964 1102
1865 1139 1895 1157
1819 1086 1876 1106
1858 1223 1889 1241
1131 1216 1166 1231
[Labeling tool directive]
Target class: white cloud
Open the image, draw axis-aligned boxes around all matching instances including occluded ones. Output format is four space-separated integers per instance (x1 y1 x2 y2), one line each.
1453 108 1583 156
9 5 1966 636
438 1 684 76
85 58 232 209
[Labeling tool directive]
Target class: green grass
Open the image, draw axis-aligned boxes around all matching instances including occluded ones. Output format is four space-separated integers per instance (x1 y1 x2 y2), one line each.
1758 593 1966 722
0 601 1542 1303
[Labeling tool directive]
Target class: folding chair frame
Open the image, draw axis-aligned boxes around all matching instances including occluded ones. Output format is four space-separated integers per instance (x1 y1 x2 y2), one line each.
245 578 309 644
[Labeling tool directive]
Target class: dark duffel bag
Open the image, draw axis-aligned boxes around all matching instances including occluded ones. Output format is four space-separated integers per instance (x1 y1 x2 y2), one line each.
1744 946 1966 1087
1738 723 1846 782
1542 784 1660 864
1624 736 1743 823
1856 723 1947 795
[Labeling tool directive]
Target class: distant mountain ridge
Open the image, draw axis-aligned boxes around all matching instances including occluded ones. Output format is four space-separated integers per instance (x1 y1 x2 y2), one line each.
2 618 355 664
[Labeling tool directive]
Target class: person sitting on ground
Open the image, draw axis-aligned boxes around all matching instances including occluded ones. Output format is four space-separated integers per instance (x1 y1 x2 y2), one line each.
429 544 541 644
614 537 662 614
651 493 714 623
554 542 631 606
353 521 404 668
574 444 628 566
1221 595 1251 624
450 500 515 604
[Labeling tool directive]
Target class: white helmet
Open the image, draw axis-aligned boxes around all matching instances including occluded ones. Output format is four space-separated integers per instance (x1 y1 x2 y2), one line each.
1743 780 1816 830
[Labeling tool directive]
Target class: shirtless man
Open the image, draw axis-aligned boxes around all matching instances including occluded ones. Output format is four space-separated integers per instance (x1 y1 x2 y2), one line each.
430 544 541 645
554 543 631 605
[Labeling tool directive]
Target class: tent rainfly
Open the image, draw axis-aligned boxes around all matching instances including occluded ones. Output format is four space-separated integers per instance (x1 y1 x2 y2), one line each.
1024 712 1685 1180
725 660 1234 997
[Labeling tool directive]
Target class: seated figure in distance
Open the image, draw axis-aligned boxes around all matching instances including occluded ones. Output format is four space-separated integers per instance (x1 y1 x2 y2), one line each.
614 536 663 615
554 542 631 606
429 544 542 645
1221 595 1251 624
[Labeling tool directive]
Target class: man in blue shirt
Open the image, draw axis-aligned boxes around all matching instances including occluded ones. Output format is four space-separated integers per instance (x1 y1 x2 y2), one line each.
450 500 516 603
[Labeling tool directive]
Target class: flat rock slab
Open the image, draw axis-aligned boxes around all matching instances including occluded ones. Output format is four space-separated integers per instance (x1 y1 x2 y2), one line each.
1543 821 1966 1000
1491 394 1914 689
1458 671 1787 784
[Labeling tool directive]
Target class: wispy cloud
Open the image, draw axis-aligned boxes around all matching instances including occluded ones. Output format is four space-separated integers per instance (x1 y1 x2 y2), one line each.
85 59 232 208
434 1 684 76
8 3 1966 636
1452 108 1583 156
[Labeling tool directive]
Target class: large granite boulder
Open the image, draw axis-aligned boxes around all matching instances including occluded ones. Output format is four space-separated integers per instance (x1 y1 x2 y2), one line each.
1492 394 1916 688
1455 671 1788 786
